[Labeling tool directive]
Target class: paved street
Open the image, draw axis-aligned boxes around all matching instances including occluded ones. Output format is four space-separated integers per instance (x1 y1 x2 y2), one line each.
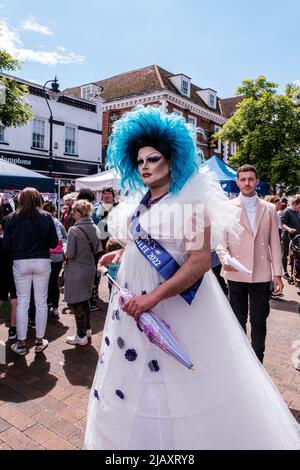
0 278 299 450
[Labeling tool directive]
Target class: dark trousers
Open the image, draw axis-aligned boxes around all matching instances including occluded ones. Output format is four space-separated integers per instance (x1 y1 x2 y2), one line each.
228 280 271 363
48 261 63 308
281 233 290 273
212 264 228 296
69 300 91 338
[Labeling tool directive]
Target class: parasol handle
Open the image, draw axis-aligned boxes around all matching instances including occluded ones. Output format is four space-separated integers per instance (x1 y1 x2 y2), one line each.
99 266 122 291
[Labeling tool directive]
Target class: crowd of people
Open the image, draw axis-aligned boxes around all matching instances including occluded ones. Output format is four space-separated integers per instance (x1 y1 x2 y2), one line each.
2 172 299 362
1 105 300 449
0 186 119 355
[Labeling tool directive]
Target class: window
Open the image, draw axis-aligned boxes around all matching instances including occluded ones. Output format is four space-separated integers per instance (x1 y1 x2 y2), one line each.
32 119 45 149
81 85 93 100
209 94 216 108
182 79 189 96
214 126 222 153
187 115 196 126
0 125 5 142
65 126 76 154
231 142 237 155
173 109 183 116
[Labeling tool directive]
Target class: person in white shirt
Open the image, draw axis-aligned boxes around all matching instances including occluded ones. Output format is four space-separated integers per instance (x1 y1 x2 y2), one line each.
219 164 283 363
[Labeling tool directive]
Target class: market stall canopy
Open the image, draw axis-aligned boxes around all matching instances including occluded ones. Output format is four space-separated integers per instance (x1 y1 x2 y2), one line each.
0 159 55 192
201 155 269 195
75 169 120 191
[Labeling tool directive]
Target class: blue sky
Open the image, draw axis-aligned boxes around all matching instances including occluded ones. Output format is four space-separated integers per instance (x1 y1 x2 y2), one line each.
0 0 299 98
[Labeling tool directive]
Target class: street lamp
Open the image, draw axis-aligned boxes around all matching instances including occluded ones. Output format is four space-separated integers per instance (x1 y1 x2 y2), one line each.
43 77 61 177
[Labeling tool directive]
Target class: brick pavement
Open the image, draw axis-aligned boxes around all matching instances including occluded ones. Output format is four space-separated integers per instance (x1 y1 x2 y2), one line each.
0 278 299 450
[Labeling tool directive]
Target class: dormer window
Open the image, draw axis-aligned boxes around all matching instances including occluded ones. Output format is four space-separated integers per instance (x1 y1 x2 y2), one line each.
169 74 191 98
81 85 92 100
197 88 217 109
182 79 189 96
209 93 216 108
81 84 99 101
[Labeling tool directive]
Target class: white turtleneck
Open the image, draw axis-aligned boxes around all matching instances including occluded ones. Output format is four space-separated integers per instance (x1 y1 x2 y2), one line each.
240 193 259 232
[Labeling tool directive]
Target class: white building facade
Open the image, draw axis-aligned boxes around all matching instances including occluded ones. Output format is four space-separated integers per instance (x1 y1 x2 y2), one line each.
0 75 102 184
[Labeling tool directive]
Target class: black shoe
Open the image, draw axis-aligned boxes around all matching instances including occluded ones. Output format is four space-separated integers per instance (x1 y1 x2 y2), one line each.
8 326 17 341
11 342 27 356
271 293 283 300
283 272 291 280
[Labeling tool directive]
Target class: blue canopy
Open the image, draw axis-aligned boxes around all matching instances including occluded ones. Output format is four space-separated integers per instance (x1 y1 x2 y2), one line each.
0 159 55 192
201 155 269 195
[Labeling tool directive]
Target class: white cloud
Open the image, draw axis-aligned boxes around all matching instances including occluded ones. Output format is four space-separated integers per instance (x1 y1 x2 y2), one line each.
0 21 85 66
293 80 300 87
20 16 53 36
18 49 85 65
0 21 22 49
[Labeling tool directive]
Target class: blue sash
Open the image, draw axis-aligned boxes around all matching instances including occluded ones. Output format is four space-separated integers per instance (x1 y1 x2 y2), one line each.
130 192 202 305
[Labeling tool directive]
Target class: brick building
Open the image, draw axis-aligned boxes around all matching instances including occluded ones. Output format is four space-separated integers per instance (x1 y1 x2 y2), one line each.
64 65 241 163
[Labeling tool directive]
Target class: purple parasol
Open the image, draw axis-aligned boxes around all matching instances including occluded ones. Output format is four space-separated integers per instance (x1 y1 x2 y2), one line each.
103 269 194 370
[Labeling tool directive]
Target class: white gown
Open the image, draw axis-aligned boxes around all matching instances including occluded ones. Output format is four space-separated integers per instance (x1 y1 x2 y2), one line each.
84 171 300 450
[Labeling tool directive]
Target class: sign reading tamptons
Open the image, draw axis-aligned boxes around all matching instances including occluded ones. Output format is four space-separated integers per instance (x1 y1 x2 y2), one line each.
0 155 32 166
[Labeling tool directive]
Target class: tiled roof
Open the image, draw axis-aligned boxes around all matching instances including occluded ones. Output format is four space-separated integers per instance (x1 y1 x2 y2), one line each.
64 65 161 102
157 66 222 112
219 96 244 118
64 65 224 114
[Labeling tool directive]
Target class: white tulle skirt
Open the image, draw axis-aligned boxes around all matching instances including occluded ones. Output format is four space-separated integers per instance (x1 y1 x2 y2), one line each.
84 243 300 450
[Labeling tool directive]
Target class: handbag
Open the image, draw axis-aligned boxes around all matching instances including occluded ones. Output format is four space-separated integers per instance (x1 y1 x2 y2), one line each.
50 239 63 254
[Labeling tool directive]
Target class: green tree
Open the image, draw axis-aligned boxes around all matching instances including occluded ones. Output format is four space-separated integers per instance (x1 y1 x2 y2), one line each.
216 75 300 194
0 49 33 127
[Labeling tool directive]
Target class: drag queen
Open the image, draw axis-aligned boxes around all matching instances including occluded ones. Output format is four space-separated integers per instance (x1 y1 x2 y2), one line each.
84 106 300 450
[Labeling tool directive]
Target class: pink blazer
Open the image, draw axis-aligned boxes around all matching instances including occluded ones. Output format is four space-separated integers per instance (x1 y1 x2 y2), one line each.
217 196 282 283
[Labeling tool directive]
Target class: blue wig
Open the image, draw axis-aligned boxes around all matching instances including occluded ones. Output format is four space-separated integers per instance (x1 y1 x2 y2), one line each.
106 105 200 194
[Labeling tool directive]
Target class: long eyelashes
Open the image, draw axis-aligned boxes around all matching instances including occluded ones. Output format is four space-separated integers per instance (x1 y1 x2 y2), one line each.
137 156 162 166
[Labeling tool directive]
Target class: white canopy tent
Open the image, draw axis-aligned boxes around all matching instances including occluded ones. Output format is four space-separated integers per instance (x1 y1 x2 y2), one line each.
75 169 120 192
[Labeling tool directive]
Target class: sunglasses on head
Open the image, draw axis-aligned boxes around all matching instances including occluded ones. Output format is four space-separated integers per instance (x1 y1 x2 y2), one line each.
103 188 114 195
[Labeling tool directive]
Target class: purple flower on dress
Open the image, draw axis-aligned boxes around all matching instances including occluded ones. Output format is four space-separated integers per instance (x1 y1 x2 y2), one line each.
125 348 137 362
105 336 110 346
94 389 100 400
115 389 124 399
117 337 125 349
148 360 160 372
115 309 120 320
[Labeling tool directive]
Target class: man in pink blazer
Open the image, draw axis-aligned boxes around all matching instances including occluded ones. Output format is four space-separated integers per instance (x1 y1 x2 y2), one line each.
218 164 283 363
